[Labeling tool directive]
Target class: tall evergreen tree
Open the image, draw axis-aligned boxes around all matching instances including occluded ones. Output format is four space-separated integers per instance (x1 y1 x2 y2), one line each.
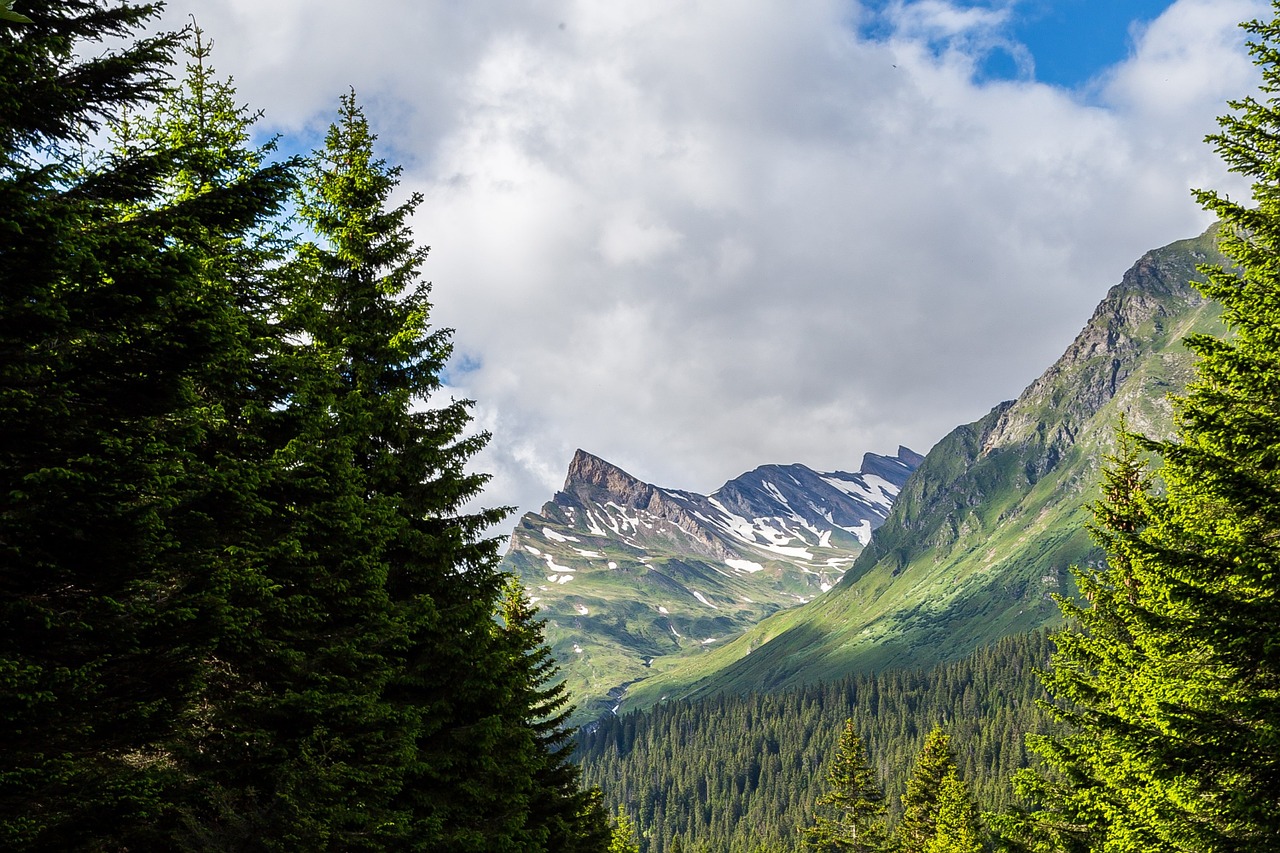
895 728 959 853
497 578 613 851
298 90 603 851
1003 4 1280 850
0 3 290 848
804 718 888 853
924 773 985 853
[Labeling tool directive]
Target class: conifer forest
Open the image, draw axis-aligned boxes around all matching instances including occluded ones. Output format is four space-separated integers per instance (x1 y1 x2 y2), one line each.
4 1 1280 851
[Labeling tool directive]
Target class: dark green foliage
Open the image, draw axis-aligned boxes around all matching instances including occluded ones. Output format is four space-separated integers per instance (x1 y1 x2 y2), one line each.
577 632 1052 853
2 8 607 850
803 719 888 852
0 3 290 848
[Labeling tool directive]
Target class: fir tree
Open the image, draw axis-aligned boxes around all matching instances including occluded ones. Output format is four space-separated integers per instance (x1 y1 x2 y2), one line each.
804 718 889 853
0 3 289 847
895 728 958 852
924 773 985 853
1003 4 1280 849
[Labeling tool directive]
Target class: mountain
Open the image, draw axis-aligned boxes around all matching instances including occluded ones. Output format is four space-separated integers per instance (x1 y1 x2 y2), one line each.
501 447 922 721
622 225 1228 711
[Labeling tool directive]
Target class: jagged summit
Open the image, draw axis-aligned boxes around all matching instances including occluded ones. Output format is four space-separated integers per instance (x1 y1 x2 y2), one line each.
562 449 654 508
501 445 920 722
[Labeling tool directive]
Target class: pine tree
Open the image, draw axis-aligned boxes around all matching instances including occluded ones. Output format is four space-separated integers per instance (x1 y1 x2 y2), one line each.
923 773 984 853
894 728 962 852
0 3 289 848
497 578 613 851
804 718 888 853
1002 5 1280 850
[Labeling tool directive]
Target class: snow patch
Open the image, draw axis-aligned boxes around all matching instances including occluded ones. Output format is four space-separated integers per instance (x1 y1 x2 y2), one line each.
573 548 604 558
575 604 589 616
726 558 765 574
657 605 669 615
542 554 572 573
542 527 580 543
692 591 719 610
817 530 832 548
524 545 542 556
607 561 618 569
573 644 584 654
557 574 574 584
701 637 719 645
820 583 832 593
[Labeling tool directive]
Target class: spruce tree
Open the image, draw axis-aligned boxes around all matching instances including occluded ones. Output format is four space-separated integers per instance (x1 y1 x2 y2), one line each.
924 773 985 853
0 3 290 848
895 728 957 852
804 718 888 853
1003 4 1280 850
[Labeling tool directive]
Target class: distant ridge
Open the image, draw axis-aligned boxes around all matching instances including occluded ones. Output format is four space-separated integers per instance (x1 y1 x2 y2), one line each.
623 225 1228 710
500 447 920 721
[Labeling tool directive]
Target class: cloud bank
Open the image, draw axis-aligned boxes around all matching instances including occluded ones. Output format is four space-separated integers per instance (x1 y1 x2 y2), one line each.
159 0 1267 516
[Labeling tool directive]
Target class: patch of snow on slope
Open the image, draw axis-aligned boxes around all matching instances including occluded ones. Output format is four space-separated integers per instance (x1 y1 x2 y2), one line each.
762 480 794 508
556 575 574 584
701 637 718 644
585 510 606 536
658 605 669 614
543 527 580 543
822 473 898 510
608 561 618 569
726 558 764 573
817 530 833 548
692 591 719 609
820 582 832 593
845 519 873 545
575 604 589 616
573 644 583 654
524 545 542 556
574 548 603 558
542 554 572 573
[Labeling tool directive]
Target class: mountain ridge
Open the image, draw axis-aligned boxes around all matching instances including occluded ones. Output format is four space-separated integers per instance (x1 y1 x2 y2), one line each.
621 225 1227 710
501 447 921 721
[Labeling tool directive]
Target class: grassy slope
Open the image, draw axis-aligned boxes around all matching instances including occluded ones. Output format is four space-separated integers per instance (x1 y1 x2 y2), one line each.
624 228 1226 711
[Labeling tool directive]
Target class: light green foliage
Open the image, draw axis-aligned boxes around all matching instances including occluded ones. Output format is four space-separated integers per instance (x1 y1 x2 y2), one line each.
895 728 958 852
1003 5 1280 850
923 773 985 853
609 805 643 853
803 718 889 853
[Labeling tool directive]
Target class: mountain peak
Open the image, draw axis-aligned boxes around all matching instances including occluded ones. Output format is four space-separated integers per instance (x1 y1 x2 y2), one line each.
563 449 653 507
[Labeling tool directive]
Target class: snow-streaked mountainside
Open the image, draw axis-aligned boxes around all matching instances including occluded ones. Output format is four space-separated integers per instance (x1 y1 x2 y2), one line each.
500 447 921 722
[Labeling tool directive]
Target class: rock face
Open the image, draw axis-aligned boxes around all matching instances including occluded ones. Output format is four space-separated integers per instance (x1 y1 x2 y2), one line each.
500 447 920 722
623 225 1230 710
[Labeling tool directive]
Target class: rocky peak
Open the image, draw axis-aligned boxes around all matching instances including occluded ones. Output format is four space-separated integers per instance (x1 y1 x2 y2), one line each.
563 449 655 508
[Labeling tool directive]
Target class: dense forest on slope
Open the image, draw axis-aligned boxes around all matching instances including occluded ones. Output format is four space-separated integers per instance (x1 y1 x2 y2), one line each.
577 631 1054 853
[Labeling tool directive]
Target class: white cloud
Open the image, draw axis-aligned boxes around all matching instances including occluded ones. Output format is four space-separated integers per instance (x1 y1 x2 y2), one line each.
158 0 1267 518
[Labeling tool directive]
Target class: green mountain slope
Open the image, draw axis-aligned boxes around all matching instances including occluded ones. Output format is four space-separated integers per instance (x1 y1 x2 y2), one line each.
502 449 919 722
623 226 1226 710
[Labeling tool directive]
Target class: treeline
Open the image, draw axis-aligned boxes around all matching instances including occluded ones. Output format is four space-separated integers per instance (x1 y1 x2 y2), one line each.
576 631 1055 852
0 3 608 850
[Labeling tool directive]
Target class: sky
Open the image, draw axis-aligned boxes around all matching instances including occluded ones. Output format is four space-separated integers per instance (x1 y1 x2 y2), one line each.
154 0 1268 519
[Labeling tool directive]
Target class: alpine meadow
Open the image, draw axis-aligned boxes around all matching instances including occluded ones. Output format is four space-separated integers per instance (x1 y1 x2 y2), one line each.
3 2 1280 853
